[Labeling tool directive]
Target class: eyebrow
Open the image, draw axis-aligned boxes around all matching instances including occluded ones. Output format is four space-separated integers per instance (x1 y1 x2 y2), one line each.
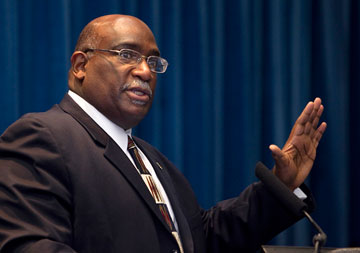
112 43 160 56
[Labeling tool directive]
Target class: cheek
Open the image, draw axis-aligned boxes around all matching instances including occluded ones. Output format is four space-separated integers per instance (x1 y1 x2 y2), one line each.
92 71 128 98
89 59 128 84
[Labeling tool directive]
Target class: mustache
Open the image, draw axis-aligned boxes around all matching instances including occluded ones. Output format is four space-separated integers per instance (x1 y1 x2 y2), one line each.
122 79 153 98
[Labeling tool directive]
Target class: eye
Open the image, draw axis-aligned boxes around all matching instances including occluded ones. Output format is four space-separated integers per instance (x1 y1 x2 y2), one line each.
119 50 134 60
148 56 162 67
147 58 158 68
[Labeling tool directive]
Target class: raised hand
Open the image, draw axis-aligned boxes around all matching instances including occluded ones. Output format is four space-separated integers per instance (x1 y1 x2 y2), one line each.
269 97 327 190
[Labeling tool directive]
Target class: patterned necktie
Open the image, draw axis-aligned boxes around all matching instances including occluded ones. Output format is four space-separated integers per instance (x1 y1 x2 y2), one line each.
127 136 183 253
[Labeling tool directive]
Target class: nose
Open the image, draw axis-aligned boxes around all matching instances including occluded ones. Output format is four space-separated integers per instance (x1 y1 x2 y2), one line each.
132 58 153 81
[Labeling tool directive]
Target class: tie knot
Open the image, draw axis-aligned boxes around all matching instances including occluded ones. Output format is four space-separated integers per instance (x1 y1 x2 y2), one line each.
127 136 136 150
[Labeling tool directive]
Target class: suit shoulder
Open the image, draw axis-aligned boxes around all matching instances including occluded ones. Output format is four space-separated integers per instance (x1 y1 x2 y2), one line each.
1 104 79 144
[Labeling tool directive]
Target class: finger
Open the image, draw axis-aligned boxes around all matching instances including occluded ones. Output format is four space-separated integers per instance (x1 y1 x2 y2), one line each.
305 98 323 135
308 99 322 124
309 111 320 135
305 106 319 135
294 101 315 136
269 144 291 172
288 98 324 142
297 101 314 125
310 104 324 136
298 98 322 125
304 121 312 135
269 144 286 165
269 144 285 161
317 103 324 117
313 97 322 110
312 114 320 130
314 122 327 148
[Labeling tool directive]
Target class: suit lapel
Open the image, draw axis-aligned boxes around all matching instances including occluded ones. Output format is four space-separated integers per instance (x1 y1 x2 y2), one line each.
59 94 173 234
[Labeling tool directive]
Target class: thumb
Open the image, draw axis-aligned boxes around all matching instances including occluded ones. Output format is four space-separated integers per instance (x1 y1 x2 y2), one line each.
269 144 288 168
269 144 282 159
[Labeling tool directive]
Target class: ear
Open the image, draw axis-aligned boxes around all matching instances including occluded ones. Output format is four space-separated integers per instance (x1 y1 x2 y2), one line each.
70 51 88 81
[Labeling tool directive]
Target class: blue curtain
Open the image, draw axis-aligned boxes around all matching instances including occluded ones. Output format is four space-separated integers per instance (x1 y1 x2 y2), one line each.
1 0 359 248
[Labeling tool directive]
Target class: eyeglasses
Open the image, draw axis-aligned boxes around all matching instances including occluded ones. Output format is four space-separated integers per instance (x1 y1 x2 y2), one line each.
84 48 168 73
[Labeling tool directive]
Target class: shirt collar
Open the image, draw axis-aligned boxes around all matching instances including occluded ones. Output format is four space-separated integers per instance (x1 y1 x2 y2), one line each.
67 90 131 152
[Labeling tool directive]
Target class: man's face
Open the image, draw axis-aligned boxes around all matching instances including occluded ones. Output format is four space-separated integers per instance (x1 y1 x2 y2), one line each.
80 17 159 130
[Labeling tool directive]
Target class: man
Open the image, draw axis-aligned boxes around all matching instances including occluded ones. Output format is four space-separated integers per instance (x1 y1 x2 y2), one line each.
0 14 326 253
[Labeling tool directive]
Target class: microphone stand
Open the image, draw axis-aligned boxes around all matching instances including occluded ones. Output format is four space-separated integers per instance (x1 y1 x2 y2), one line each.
303 210 327 253
255 161 328 253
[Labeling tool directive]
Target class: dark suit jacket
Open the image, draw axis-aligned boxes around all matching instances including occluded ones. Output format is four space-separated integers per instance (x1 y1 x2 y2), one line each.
0 94 314 253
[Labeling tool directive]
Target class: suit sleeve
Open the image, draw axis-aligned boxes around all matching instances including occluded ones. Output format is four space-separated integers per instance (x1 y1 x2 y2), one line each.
201 181 315 252
0 116 77 252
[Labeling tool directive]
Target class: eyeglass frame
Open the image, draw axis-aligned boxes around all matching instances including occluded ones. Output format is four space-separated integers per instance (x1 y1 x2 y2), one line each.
83 48 168 74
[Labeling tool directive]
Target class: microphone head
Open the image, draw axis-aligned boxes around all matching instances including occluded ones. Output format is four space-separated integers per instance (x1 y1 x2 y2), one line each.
255 161 307 216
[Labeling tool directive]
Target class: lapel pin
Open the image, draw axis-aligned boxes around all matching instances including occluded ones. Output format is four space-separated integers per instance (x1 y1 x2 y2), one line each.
156 162 163 170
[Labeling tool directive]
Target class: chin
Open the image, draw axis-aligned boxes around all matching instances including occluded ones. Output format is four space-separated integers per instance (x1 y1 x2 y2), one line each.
123 111 148 128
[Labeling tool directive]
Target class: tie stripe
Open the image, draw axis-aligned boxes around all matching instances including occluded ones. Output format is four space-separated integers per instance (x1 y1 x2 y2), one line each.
142 174 163 203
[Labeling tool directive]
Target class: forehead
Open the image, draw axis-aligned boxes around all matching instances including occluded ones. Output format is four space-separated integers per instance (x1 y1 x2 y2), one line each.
97 18 159 54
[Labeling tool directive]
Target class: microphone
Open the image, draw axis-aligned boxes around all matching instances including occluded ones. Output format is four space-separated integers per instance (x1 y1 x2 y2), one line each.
255 161 327 253
255 161 307 216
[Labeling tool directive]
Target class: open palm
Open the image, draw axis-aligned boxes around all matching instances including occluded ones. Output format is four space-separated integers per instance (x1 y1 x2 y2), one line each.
270 98 327 190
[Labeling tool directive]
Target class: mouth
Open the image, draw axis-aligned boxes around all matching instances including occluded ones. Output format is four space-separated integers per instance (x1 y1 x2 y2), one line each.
126 87 152 106
122 79 153 106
